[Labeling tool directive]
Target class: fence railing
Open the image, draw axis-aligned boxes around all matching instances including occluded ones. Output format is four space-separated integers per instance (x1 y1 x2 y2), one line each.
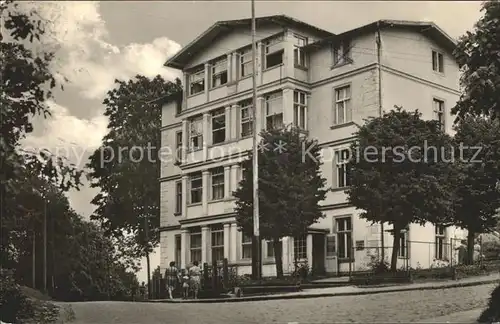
347 236 500 276
149 258 238 299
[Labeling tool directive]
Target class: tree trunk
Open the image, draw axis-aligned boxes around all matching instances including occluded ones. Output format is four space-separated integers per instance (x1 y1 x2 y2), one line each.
466 230 475 265
390 228 401 272
146 250 151 299
273 239 283 278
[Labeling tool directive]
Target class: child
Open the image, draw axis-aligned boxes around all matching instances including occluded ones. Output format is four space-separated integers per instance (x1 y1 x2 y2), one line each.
181 270 190 299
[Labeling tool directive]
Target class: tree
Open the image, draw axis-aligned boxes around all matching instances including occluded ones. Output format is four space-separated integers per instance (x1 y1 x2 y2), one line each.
452 0 500 120
1 0 82 267
233 127 327 278
87 75 182 297
451 116 500 264
346 107 456 271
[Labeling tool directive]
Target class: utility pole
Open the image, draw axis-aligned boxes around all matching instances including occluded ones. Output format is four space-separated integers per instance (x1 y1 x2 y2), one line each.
376 21 385 261
250 0 261 280
144 214 151 299
43 197 47 294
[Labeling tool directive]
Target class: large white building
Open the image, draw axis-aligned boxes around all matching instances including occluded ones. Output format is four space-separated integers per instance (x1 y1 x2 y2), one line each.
159 15 466 276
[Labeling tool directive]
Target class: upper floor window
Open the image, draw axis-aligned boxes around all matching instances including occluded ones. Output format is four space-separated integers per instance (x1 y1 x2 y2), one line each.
293 34 307 68
175 181 182 215
189 116 203 151
432 50 444 73
211 58 228 88
335 148 351 188
333 85 352 125
433 98 445 131
175 100 182 115
265 91 283 130
190 172 202 204
293 91 307 130
211 108 226 144
240 99 253 137
240 48 253 77
332 40 351 66
265 35 284 69
210 167 225 200
175 131 183 162
189 69 205 95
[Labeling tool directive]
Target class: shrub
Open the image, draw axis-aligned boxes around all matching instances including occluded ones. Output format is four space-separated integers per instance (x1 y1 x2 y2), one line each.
477 283 500 323
367 254 390 274
0 269 61 324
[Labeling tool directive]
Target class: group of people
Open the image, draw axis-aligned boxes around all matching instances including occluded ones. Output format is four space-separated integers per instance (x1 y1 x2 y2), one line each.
164 260 201 299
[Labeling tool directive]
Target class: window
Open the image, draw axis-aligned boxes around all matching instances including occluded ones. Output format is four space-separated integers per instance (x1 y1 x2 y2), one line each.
211 58 228 88
435 225 446 260
333 85 352 125
293 34 307 67
265 92 283 130
175 131 183 162
433 99 445 131
189 117 203 151
335 149 351 188
240 48 253 77
266 240 281 258
189 69 205 95
240 99 253 137
398 228 409 258
175 235 181 264
241 234 252 259
432 50 444 73
211 108 226 144
175 181 182 214
265 35 284 69
211 225 224 262
189 172 202 204
294 235 307 260
175 100 182 115
333 40 351 66
210 167 224 200
190 228 202 264
293 91 307 129
336 217 352 259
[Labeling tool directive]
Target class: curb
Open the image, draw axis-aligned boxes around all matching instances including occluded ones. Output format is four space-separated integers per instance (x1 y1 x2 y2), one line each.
146 277 500 304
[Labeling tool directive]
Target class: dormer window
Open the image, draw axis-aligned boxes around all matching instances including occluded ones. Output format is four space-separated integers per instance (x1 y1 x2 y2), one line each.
265 35 284 69
211 58 228 88
332 40 351 66
189 69 205 95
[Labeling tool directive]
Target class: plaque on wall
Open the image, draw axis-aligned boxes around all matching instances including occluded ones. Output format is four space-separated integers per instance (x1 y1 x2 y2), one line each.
355 240 365 251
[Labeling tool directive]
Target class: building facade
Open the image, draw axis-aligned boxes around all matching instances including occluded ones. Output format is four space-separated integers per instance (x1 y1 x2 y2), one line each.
159 16 466 276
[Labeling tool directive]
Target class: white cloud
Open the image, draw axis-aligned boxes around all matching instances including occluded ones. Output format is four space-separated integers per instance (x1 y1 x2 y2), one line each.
24 1 181 99
22 100 108 169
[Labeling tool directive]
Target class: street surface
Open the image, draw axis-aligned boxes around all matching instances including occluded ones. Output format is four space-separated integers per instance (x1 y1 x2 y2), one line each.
64 283 495 323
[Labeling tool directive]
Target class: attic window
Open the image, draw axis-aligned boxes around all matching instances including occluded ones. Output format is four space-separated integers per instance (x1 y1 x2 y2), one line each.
265 35 284 69
189 69 205 95
211 58 228 88
432 50 444 73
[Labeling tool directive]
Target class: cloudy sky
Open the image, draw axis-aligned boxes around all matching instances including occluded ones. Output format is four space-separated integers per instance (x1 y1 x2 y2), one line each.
21 0 483 281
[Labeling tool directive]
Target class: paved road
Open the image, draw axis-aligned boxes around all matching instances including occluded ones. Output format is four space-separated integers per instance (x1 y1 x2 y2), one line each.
63 284 495 323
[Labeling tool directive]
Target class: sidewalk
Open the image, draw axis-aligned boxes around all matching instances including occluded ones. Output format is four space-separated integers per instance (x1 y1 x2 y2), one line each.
148 273 500 304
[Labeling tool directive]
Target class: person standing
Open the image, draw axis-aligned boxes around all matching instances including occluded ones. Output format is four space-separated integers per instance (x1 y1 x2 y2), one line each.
189 261 201 299
164 261 179 299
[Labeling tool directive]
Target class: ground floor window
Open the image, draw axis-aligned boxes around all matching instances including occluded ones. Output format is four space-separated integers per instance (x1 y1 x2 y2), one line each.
241 234 252 259
190 228 201 264
211 225 224 262
294 235 307 260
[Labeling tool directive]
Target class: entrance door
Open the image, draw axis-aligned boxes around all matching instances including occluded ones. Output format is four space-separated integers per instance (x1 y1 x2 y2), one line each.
312 234 326 275
325 234 338 274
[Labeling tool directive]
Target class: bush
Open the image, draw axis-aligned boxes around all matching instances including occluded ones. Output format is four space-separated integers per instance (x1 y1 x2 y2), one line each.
477 283 500 323
0 269 61 324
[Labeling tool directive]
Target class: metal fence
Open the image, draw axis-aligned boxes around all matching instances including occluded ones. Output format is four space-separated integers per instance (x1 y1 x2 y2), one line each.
350 236 500 274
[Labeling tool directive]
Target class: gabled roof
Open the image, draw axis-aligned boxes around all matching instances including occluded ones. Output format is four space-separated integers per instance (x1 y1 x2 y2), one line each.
165 15 334 70
303 19 457 54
